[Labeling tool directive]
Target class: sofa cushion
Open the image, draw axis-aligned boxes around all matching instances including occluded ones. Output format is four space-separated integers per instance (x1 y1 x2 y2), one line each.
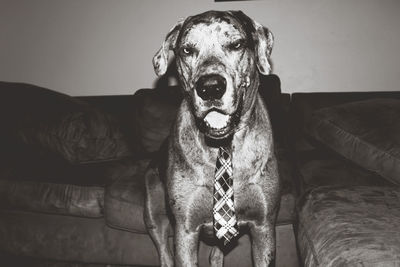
0 149 143 217
0 210 253 266
0 160 118 217
0 180 104 217
296 149 394 191
306 98 400 185
133 86 181 154
297 186 400 267
105 159 151 233
0 82 131 164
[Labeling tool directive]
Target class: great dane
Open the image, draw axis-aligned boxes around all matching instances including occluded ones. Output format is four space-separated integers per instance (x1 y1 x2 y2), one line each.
144 10 280 267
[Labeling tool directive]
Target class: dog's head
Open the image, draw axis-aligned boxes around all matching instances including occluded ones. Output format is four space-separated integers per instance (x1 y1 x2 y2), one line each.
153 10 273 140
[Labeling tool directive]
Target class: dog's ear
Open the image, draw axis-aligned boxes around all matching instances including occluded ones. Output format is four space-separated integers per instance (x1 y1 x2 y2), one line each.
252 21 274 75
229 11 274 75
153 18 185 76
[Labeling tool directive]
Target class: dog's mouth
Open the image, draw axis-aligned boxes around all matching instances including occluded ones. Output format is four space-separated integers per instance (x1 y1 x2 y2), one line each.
196 97 243 140
204 111 231 130
203 111 232 138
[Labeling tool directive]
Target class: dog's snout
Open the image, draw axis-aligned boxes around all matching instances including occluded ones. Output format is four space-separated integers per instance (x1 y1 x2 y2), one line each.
195 74 226 101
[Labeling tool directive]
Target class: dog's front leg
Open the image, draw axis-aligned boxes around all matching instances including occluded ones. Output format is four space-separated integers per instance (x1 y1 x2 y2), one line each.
144 167 174 267
174 224 200 267
249 221 276 267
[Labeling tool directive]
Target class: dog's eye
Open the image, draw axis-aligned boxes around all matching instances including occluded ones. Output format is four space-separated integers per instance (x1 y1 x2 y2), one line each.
228 40 245 51
182 47 194 56
233 43 242 49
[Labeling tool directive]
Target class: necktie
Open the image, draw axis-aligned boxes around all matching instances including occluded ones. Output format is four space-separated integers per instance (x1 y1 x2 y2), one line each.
213 147 239 245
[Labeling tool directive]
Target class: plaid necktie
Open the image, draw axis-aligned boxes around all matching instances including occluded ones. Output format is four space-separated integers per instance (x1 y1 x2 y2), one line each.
213 147 239 245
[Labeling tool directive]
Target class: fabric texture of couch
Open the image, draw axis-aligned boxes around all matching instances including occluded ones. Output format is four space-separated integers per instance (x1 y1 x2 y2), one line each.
291 92 400 267
297 186 400 267
306 98 400 185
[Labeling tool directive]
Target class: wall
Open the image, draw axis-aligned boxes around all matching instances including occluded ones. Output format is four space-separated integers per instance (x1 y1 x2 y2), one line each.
1 0 400 96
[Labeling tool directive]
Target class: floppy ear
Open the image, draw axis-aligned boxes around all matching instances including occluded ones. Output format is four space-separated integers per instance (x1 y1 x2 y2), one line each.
153 19 185 76
228 11 274 75
252 20 274 75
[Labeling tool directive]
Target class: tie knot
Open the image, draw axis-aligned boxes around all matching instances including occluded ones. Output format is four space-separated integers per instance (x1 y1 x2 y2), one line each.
219 147 231 160
216 147 232 171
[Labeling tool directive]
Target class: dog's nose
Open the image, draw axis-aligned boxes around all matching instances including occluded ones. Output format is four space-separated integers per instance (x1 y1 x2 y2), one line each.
195 74 226 101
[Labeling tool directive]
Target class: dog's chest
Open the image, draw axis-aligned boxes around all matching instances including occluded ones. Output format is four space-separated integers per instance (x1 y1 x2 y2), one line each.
169 159 270 229
168 115 276 229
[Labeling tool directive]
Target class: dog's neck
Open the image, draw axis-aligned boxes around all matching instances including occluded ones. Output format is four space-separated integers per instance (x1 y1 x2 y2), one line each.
172 93 272 173
204 135 233 148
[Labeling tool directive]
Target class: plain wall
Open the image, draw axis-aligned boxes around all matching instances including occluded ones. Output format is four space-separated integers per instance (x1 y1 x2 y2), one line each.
1 0 400 96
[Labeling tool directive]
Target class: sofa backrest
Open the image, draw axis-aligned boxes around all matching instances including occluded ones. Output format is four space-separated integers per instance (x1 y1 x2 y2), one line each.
80 74 290 156
290 91 400 151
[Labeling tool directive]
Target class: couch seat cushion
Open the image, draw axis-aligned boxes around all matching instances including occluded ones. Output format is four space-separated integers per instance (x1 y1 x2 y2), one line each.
297 186 400 267
306 98 400 185
0 210 253 266
0 180 104 217
0 159 131 217
105 159 151 232
0 82 132 165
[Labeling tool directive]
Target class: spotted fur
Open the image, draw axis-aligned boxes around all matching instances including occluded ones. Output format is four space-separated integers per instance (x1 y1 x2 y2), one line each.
145 10 280 267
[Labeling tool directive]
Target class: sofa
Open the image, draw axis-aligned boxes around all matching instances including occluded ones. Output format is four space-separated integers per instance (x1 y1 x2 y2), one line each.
3 75 399 267
291 92 400 266
0 74 298 267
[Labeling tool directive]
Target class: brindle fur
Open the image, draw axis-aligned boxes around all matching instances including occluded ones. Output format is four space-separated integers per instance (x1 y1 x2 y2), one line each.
144 10 280 267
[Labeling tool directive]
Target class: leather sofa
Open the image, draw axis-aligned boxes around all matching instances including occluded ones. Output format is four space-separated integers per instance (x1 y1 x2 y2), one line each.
0 74 297 266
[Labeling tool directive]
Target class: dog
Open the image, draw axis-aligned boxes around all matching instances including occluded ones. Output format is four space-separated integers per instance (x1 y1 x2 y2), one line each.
144 10 280 267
